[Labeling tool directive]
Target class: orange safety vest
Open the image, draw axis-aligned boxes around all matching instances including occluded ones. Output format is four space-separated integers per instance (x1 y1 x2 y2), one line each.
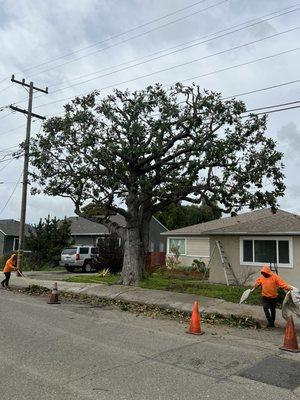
254 265 290 298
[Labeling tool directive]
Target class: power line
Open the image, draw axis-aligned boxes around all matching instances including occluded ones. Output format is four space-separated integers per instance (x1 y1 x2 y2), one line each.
247 99 300 113
246 103 300 117
0 152 18 162
0 124 27 137
44 80 300 122
0 171 22 217
33 46 300 112
15 0 210 77
12 4 300 107
0 154 23 164
27 0 229 79
177 47 300 86
49 25 300 95
0 145 20 153
0 84 13 94
222 78 300 100
0 157 17 173
0 110 13 121
47 5 300 91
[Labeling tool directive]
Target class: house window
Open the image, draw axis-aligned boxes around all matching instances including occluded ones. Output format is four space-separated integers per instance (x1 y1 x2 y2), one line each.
243 240 253 262
240 237 292 267
168 238 186 255
13 238 19 251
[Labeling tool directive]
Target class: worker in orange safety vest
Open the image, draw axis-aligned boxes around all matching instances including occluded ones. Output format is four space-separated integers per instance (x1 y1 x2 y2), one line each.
254 265 292 327
1 254 16 289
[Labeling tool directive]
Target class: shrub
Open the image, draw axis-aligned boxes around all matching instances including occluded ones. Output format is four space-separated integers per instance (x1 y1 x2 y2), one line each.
95 234 124 274
191 259 207 273
166 246 181 270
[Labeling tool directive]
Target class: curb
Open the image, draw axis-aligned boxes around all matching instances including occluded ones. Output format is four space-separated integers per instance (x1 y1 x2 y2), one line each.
9 276 292 329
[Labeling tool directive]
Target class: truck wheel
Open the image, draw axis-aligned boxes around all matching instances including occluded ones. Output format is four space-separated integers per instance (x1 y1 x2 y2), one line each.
82 262 93 273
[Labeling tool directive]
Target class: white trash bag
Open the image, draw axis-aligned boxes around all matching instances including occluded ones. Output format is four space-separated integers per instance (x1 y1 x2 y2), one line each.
282 287 300 320
239 288 255 304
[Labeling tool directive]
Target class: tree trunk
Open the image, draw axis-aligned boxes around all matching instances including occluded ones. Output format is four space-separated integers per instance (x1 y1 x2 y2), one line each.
121 225 144 285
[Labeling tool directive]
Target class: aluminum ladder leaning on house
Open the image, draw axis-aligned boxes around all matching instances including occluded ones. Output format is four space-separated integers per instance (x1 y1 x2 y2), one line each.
215 240 239 286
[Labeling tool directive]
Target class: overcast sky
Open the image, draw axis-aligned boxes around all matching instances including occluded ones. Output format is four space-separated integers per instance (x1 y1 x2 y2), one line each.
0 0 299 223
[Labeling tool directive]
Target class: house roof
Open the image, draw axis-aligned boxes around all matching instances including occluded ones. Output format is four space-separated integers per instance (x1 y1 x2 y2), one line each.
162 208 300 236
68 215 167 235
205 209 300 236
67 215 125 235
0 219 31 236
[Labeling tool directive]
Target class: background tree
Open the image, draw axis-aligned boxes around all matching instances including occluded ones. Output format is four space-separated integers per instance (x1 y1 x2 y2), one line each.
26 216 72 268
155 202 222 230
29 83 285 285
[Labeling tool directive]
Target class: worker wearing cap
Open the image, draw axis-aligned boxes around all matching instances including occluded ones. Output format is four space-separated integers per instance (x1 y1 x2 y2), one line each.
1 254 16 289
254 265 292 327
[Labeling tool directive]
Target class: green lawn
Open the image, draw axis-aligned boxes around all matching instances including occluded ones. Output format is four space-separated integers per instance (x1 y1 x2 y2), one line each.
140 274 261 305
66 272 261 305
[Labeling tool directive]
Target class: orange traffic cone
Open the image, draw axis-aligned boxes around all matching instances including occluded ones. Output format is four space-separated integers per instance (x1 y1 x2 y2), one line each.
186 301 204 335
48 282 60 304
280 316 300 353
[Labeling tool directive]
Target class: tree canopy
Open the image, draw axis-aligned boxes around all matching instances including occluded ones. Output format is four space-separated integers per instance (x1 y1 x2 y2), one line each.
155 202 222 230
29 83 285 284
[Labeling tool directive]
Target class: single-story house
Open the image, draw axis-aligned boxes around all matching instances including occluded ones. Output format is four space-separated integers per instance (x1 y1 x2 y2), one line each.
67 215 167 252
0 219 31 256
162 208 300 287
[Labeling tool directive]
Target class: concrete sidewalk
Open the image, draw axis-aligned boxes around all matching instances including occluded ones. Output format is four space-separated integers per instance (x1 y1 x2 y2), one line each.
7 273 294 329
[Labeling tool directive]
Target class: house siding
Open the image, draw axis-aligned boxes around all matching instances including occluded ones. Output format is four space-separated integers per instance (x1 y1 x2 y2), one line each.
187 237 209 257
209 235 300 288
209 236 240 284
166 236 210 267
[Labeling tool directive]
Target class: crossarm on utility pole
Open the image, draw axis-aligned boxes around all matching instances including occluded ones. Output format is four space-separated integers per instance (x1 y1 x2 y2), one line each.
9 105 46 120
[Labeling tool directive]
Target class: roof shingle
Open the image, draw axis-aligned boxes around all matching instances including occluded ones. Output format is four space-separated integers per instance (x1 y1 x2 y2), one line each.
0 219 31 236
162 208 298 236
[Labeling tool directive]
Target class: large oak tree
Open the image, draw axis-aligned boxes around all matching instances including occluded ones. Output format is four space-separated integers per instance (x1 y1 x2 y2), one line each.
29 83 285 285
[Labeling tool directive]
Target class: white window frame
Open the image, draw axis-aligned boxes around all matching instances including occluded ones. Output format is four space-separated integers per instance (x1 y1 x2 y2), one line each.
239 236 293 268
13 237 19 251
167 237 186 256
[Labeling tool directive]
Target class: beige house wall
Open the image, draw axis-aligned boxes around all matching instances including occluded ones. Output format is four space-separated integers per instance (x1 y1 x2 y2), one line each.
166 236 210 267
209 235 300 287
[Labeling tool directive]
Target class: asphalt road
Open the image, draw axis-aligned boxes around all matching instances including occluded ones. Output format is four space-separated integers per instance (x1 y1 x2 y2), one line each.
0 291 300 400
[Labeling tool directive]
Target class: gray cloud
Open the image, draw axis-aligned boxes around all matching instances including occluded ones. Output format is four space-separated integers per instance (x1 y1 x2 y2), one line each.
277 122 300 153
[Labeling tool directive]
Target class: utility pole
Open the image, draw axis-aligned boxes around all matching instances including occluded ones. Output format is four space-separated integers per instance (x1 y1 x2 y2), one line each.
10 75 48 274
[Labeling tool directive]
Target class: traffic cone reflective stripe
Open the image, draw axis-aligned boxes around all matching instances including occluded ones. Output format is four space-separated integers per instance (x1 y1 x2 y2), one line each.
186 301 204 335
48 282 60 304
280 316 300 353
